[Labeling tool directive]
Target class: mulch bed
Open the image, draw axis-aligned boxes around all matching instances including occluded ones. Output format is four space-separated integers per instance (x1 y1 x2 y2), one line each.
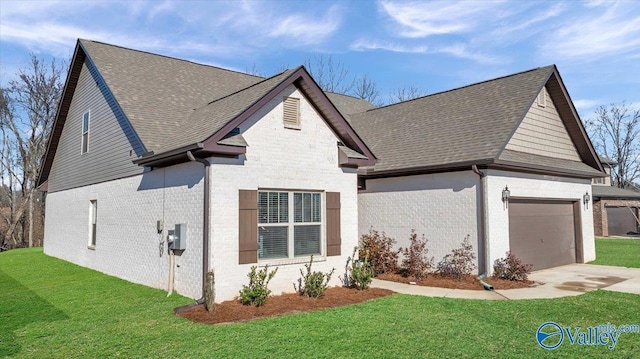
176 286 394 325
377 273 536 290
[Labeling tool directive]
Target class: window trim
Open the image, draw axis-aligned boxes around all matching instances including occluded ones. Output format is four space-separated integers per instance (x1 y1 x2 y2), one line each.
257 190 325 264
88 199 97 249
81 111 90 154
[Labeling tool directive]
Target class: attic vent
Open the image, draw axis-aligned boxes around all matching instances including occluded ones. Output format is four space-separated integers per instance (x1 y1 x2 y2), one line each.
536 89 546 108
283 97 300 129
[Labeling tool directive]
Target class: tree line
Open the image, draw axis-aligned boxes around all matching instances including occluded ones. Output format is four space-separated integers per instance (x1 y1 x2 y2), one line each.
1 53 638 250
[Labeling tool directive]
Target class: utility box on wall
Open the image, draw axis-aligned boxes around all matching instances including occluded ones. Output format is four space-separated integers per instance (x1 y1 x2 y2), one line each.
168 223 187 250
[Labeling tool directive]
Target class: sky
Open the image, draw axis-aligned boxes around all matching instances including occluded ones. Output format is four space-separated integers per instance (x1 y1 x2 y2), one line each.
0 0 639 119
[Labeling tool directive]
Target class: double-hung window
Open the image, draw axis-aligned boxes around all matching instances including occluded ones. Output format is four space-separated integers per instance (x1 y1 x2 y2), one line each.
258 191 322 260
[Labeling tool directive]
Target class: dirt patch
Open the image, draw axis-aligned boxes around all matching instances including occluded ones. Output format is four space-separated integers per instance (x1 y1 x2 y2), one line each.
376 273 536 290
176 286 394 325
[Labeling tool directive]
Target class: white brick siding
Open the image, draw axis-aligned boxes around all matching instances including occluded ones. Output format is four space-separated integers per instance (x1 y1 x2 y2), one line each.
44 161 204 298
358 171 481 271
210 85 358 301
358 169 596 275
44 84 359 302
484 169 595 270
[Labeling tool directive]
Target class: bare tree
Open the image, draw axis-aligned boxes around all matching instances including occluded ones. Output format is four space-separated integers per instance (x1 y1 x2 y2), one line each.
350 75 382 106
0 55 64 250
389 85 423 104
587 102 640 188
304 55 353 94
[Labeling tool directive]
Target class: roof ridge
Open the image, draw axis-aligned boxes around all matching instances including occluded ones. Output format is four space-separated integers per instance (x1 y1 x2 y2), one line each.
365 65 555 113
193 67 298 110
79 38 265 80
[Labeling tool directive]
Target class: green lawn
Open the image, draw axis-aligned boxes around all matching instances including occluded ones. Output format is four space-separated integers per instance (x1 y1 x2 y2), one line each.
1 249 639 358
589 237 640 268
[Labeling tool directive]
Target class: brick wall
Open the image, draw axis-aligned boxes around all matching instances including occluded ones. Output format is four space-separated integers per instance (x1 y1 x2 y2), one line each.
44 84 360 302
484 169 595 267
594 199 640 237
358 171 481 271
44 161 204 298
209 85 358 302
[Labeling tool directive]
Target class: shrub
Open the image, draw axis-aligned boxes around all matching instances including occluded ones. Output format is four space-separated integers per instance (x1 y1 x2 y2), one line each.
493 251 533 281
359 228 399 275
436 235 477 279
239 265 278 306
398 230 434 279
296 255 335 298
343 247 374 290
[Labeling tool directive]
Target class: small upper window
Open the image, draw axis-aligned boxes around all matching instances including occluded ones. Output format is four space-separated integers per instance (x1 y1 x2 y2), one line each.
82 112 90 154
283 97 300 129
536 90 546 108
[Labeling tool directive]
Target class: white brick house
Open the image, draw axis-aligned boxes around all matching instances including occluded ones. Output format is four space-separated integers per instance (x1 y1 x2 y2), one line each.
39 39 375 301
39 40 605 302
351 66 604 273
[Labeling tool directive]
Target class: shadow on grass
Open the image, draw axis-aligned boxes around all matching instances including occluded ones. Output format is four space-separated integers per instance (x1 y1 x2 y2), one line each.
0 268 69 357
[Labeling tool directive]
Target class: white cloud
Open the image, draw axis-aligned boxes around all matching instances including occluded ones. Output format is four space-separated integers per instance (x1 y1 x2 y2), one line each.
541 2 640 60
269 5 342 45
573 99 602 114
434 43 505 65
379 0 506 38
350 40 428 53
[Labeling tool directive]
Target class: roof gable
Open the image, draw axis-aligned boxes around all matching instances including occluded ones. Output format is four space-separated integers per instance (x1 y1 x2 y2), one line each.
39 39 377 183
504 86 581 161
134 66 376 167
348 65 604 178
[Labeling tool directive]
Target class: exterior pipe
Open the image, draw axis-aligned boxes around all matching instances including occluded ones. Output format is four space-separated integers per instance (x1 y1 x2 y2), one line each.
472 165 488 275
187 151 210 304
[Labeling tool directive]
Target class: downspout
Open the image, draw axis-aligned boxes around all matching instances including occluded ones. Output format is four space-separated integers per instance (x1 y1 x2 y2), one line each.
187 151 210 304
472 165 488 275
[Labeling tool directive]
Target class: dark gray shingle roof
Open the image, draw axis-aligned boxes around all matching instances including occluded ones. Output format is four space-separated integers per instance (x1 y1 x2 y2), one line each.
592 185 640 199
80 39 263 153
348 66 555 173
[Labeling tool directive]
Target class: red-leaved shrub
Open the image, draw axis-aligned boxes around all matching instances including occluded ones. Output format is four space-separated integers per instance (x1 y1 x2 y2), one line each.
493 251 532 281
359 228 398 275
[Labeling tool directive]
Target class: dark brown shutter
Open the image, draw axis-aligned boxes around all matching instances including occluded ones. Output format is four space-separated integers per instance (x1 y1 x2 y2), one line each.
326 192 341 256
239 190 258 264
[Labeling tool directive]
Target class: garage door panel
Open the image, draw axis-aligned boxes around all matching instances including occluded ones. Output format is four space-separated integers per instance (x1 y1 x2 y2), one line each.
509 201 576 271
607 207 639 236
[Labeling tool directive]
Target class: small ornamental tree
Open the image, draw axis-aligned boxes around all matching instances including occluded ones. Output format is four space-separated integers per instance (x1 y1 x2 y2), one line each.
398 230 433 280
436 235 477 279
359 228 399 275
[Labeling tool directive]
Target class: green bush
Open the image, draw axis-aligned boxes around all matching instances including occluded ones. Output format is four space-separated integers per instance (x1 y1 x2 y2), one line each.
345 247 374 290
436 235 476 279
359 228 399 275
493 251 532 281
297 255 335 298
239 265 278 306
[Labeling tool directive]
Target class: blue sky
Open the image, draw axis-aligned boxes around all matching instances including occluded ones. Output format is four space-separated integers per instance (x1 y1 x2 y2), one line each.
1 0 638 118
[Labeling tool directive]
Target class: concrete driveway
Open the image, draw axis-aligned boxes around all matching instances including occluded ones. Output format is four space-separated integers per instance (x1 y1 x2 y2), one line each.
371 264 640 300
